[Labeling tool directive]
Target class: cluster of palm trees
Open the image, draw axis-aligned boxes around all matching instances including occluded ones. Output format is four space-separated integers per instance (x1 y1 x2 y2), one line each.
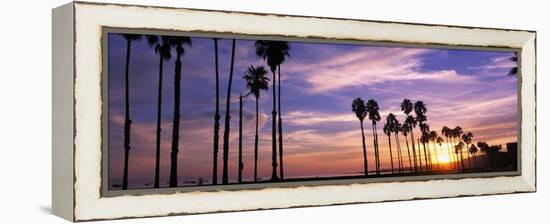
352 98 503 176
118 33 512 189
120 34 191 189
119 33 291 189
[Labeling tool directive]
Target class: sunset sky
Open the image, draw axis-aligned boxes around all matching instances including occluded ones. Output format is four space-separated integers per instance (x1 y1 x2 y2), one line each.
108 33 518 188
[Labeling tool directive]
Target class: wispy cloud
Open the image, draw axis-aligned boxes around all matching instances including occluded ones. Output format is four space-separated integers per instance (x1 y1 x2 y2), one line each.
284 47 474 93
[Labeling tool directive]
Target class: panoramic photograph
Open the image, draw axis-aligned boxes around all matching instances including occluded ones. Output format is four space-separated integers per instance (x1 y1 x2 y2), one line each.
106 32 519 190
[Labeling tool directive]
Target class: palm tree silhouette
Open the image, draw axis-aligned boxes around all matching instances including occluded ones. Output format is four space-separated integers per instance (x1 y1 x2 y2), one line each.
238 93 244 183
417 137 423 171
243 65 270 182
212 38 221 185
414 101 429 171
436 136 444 170
146 35 173 188
442 126 455 170
221 39 237 184
461 132 473 170
352 97 369 176
401 99 418 172
455 141 465 170
120 34 142 190
468 144 479 169
255 40 290 181
419 123 432 170
384 113 398 174
418 123 430 171
429 130 439 171
168 36 192 187
453 126 464 169
366 99 381 175
477 141 490 169
400 121 413 173
393 121 404 173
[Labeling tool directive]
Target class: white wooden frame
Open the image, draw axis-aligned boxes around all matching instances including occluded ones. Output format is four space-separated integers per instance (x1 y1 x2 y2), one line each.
52 1 536 222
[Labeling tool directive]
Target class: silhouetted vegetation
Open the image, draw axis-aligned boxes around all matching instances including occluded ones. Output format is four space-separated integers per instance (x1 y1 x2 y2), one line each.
211 38 220 185
168 36 192 187
243 66 270 182
255 40 290 181
120 34 142 190
352 97 369 176
221 39 237 184
146 35 173 188
113 35 517 189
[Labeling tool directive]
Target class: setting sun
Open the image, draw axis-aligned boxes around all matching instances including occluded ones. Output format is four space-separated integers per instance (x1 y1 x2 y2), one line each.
437 154 451 163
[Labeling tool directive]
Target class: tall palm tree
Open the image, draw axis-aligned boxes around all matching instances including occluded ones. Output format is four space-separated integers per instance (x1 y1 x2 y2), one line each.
393 122 404 173
477 141 490 169
414 101 429 171
255 40 290 181
384 113 398 174
453 126 464 169
401 99 418 172
238 94 244 183
429 130 439 171
455 141 465 170
146 35 173 188
366 99 381 175
469 144 479 169
418 123 430 171
352 97 369 176
221 39 237 184
417 137 423 172
436 136 444 170
442 126 455 170
400 122 413 173
461 132 473 170
243 65 270 182
168 36 192 187
120 34 142 190
212 38 221 185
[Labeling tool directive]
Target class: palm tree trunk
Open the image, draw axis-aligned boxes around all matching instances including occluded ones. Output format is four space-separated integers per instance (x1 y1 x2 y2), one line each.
374 125 381 175
222 39 236 184
277 65 284 180
360 121 368 176
372 122 380 175
212 38 220 185
394 134 403 173
445 137 454 170
417 138 423 172
238 94 243 183
388 135 394 174
422 142 430 171
254 97 259 182
453 138 460 170
460 151 465 170
466 144 472 169
268 65 279 181
410 130 418 172
169 51 183 188
404 136 413 172
270 66 278 181
122 38 132 190
154 54 164 188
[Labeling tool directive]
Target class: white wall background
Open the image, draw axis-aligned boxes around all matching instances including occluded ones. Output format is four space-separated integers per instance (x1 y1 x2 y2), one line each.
0 0 546 223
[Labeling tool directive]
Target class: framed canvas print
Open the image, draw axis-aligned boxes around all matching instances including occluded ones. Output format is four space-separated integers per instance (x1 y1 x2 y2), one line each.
52 1 536 222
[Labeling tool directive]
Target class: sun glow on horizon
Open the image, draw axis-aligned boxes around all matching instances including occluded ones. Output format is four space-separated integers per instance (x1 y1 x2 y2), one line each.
437 153 451 164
